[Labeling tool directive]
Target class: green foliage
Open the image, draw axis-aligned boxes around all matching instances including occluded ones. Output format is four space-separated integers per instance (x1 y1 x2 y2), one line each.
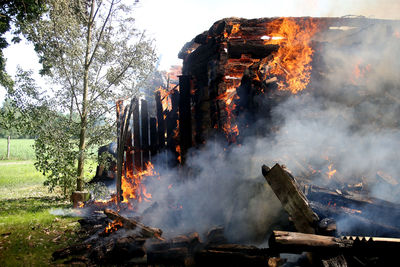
33 114 78 197
86 182 111 200
0 139 35 160
0 0 47 89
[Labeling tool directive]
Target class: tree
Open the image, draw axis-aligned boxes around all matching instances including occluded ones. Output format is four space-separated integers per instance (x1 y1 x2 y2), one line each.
0 67 44 159
0 0 47 89
22 0 157 191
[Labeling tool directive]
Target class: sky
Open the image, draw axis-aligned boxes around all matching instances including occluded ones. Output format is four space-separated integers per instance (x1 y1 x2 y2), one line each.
1 0 399 103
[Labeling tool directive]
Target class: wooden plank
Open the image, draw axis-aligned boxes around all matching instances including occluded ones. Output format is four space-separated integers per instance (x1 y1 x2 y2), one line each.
149 117 158 157
262 164 319 234
141 99 150 166
115 100 123 203
125 128 133 185
155 91 166 150
104 209 163 240
269 230 353 253
166 89 180 167
132 98 141 170
178 75 192 163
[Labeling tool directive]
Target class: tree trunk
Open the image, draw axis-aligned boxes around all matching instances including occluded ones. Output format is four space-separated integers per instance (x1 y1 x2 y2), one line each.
7 135 10 159
76 0 95 191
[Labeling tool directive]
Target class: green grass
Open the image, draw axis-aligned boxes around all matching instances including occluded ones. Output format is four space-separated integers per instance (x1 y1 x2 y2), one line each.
0 161 82 266
0 139 36 160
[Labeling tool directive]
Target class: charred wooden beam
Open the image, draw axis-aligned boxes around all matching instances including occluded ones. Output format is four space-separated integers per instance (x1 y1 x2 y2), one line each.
103 208 163 240
147 247 189 266
178 75 192 163
262 164 319 234
304 184 400 231
133 98 141 170
141 99 150 165
228 42 279 59
115 100 123 202
155 91 166 151
205 244 270 256
125 129 133 187
149 117 158 157
53 244 92 260
309 201 400 237
166 89 180 166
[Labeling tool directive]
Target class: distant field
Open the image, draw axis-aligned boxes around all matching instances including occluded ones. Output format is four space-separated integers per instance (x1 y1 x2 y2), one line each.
0 139 35 160
0 161 50 199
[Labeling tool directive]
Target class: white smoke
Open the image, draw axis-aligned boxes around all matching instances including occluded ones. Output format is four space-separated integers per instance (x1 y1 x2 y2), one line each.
133 19 400 242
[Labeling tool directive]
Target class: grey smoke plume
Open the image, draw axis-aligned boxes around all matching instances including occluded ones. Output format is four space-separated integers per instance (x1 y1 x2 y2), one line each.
135 20 400 242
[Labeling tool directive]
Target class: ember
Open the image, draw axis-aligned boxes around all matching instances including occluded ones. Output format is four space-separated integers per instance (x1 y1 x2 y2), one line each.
104 219 123 234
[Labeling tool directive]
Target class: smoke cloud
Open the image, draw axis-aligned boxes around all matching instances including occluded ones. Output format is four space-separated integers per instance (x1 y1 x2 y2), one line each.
133 19 400 243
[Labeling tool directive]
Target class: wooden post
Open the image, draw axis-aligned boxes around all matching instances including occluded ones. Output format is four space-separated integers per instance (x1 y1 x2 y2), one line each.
141 99 150 166
133 98 142 170
166 89 180 167
149 117 158 157
155 91 166 150
6 135 10 159
178 75 192 163
262 164 319 234
125 128 133 182
115 100 123 203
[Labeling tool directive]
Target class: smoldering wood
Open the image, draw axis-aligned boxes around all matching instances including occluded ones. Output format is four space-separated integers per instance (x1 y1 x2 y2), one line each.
125 129 133 188
194 250 268 267
148 232 201 254
147 247 189 265
309 201 400 237
53 243 92 260
205 244 270 256
149 117 158 157
320 254 348 267
141 99 150 165
262 164 319 234
303 184 400 234
103 208 163 240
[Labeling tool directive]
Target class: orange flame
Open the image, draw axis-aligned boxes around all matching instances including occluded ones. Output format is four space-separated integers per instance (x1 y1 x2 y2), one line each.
326 164 337 179
264 18 319 93
104 219 123 234
216 86 240 142
156 86 173 112
225 22 241 39
121 162 158 206
351 60 371 85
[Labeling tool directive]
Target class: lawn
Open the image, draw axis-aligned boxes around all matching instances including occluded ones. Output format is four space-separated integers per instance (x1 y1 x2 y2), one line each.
0 139 36 160
0 161 83 266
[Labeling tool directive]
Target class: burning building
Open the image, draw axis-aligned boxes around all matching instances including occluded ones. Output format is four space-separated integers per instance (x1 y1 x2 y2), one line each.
61 17 400 266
